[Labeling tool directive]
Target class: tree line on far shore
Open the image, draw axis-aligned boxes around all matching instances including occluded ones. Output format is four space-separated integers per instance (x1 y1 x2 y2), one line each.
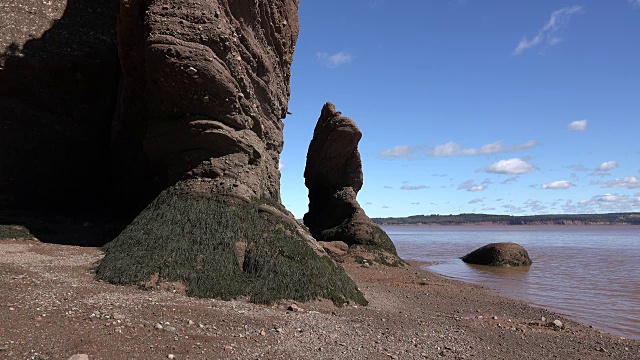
372 212 640 226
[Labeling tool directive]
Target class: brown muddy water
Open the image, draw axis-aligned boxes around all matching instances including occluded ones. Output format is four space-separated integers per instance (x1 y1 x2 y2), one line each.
385 225 640 340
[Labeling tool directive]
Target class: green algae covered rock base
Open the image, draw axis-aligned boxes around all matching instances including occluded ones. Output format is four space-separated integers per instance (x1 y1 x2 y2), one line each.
96 188 367 306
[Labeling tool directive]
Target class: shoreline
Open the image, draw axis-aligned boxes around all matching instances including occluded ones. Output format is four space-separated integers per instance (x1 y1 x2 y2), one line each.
378 223 640 226
1 239 638 359
415 260 639 341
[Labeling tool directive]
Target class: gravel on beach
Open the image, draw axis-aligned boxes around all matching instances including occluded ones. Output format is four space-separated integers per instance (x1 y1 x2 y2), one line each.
0 239 638 359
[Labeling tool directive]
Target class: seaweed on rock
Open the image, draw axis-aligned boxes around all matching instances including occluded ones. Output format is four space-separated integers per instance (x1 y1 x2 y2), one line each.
96 188 367 306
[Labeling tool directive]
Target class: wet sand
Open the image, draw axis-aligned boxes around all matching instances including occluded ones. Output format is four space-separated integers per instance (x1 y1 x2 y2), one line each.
1 239 638 359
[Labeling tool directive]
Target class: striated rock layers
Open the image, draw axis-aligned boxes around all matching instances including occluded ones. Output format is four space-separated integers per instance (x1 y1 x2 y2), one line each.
97 1 366 305
112 0 300 205
462 242 533 267
304 103 399 260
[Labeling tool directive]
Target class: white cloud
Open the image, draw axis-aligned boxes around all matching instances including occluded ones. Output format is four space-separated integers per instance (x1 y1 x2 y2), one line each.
513 6 583 55
278 161 286 171
574 193 640 212
597 161 618 171
378 145 414 159
485 158 538 175
603 176 640 189
316 51 352 68
468 198 484 204
378 140 537 159
427 140 537 157
458 180 487 192
567 119 588 131
401 184 429 190
542 180 575 189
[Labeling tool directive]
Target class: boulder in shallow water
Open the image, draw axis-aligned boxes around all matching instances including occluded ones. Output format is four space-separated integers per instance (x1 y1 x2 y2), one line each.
461 242 532 267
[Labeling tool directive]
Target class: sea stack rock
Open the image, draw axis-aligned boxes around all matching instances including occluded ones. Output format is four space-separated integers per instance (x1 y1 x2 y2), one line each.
97 1 366 306
304 103 400 263
462 242 532 267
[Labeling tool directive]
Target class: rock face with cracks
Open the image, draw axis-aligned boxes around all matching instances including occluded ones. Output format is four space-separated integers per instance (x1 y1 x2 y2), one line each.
304 103 399 258
113 0 301 205
462 242 533 267
98 0 366 305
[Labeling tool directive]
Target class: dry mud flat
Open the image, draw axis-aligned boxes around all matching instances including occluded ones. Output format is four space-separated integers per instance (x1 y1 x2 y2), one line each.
0 239 638 360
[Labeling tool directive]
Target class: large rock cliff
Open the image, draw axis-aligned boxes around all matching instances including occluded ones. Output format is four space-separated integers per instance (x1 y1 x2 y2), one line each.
1 0 366 305
97 0 366 305
112 0 299 205
304 103 400 263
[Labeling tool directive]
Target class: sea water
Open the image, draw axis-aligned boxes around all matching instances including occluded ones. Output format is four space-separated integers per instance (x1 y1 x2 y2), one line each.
385 225 640 340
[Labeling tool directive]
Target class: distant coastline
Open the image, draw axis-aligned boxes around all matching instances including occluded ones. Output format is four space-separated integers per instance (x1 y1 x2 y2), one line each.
372 212 640 226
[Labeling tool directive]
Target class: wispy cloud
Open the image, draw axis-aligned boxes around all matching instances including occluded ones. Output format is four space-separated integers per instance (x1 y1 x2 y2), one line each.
378 145 417 159
568 164 589 171
513 5 583 56
502 204 525 214
542 180 575 189
378 140 537 159
427 140 537 157
501 176 519 184
525 199 547 212
567 119 588 131
401 184 429 190
574 193 640 213
468 198 484 204
603 176 640 189
411 202 421 205
458 180 487 192
316 51 352 67
628 0 640 8
485 158 538 175
278 161 286 171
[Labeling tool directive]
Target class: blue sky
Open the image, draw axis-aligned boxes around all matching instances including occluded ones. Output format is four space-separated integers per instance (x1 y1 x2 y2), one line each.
279 0 640 218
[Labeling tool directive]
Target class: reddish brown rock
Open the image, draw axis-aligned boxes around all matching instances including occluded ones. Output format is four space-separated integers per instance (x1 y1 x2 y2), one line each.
112 0 300 206
462 242 533 267
318 241 349 257
97 1 366 306
304 103 399 257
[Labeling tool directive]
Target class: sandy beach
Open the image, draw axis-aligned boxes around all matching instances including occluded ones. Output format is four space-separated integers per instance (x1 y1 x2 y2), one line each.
1 238 638 359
